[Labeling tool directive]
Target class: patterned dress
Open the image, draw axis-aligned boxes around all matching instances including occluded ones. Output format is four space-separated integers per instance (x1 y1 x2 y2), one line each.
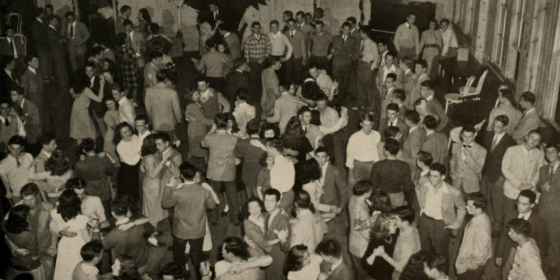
116 46 138 93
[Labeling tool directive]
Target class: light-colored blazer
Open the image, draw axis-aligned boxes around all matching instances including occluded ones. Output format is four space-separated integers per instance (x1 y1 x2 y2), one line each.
418 181 466 229
144 84 182 132
408 73 430 108
266 94 303 134
65 21 90 48
455 214 492 274
512 108 544 144
502 144 544 199
20 68 43 108
450 142 487 193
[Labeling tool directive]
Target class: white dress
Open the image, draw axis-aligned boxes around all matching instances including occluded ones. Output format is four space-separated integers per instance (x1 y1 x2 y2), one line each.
51 211 89 280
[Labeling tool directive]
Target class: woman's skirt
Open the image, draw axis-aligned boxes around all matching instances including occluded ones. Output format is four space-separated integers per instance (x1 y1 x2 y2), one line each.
117 160 141 201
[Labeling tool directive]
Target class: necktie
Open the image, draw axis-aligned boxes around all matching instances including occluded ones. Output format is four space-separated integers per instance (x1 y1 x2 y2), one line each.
463 144 471 148
551 165 556 182
390 121 394 127
9 39 15 56
214 12 217 21
4 117 10 126
343 36 347 43
304 126 308 133
491 135 498 151
291 31 294 38
70 23 74 39
15 157 20 168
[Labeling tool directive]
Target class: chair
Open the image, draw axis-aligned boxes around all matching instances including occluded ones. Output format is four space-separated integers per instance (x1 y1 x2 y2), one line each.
5 13 23 34
474 119 486 134
444 75 475 113
13 34 26 56
447 126 463 150
459 69 489 96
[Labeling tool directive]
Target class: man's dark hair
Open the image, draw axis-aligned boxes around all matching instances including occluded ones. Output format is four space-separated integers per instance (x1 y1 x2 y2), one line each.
79 138 96 153
150 50 163 61
20 183 39 198
384 138 400 156
135 114 150 124
234 57 247 69
466 192 487 211
389 206 415 224
314 146 328 156
111 199 129 216
421 80 435 90
461 125 476 136
296 11 305 17
315 20 324 27
264 188 281 202
92 46 105 57
439 18 450 25
223 236 251 261
360 113 375 123
161 262 187 279
404 110 420 125
315 239 341 258
297 106 312 117
251 21 261 28
392 89 406 102
155 71 167 82
246 119 260 136
506 218 531 236
423 253 447 273
214 113 229 129
26 55 38 64
346 17 357 25
266 138 284 153
416 59 428 70
519 189 537 204
359 26 370 37
11 86 24 96
287 18 296 24
353 180 373 196
270 20 279 26
149 23 160 34
154 132 171 144
383 126 400 141
520 91 536 104
179 162 198 180
120 5 132 14
341 22 351 29
528 129 542 139
423 115 438 130
196 75 207 83
236 88 249 102
429 162 446 176
417 151 433 166
283 11 293 18
8 135 25 146
2 56 15 69
387 103 400 114
123 19 133 27
65 11 75 19
386 73 397 82
315 8 324 18
495 115 509 126
80 240 103 262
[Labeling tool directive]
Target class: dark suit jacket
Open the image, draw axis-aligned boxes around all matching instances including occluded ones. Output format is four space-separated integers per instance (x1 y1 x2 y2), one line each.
403 126 426 178
421 132 448 165
89 76 108 117
235 137 266 187
331 35 358 65
495 209 548 261
320 163 348 208
370 159 414 203
225 70 250 106
32 18 49 52
0 69 18 99
0 37 25 58
426 98 449 132
20 69 43 111
46 26 65 57
326 260 354 280
379 117 409 143
482 132 516 183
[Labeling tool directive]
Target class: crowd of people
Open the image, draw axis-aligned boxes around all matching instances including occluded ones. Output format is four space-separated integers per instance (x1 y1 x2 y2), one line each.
0 1 558 280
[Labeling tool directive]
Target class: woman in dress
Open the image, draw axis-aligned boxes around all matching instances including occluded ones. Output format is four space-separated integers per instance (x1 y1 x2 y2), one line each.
197 13 220 57
69 74 105 145
28 150 73 204
363 215 398 280
217 40 234 76
185 89 215 170
284 245 322 280
103 96 120 165
140 134 170 228
4 205 45 280
242 198 269 258
419 19 443 80
114 122 142 201
289 190 324 253
51 189 91 280
300 159 336 219
115 33 138 106
138 8 152 38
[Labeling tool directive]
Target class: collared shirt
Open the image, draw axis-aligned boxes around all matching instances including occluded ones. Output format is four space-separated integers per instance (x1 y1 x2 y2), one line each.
381 64 398 83
0 153 33 198
394 22 419 50
508 239 546 280
27 67 36 75
270 155 295 193
310 31 333 56
117 97 135 126
409 125 418 135
493 132 506 146
114 217 130 226
361 38 379 65
388 118 399 127
116 135 142 165
423 182 449 220
49 25 56 31
441 28 458 56
455 213 492 274
320 162 329 186
518 210 532 221
0 115 26 137
346 130 381 168
268 208 280 228
243 33 272 61
331 258 343 273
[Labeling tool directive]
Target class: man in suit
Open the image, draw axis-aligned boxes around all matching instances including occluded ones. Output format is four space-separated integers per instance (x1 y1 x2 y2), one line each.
314 8 331 33
145 72 182 140
295 11 314 49
208 2 226 29
421 115 448 165
399 58 416 104
412 151 432 224
391 88 408 121
486 89 522 136
409 60 431 108
219 25 241 61
379 103 409 143
403 110 426 177
316 147 347 240
356 27 379 112
64 12 90 73
144 51 163 89
261 57 282 119
85 62 108 138
329 22 358 106
512 92 544 144
0 26 26 75
377 52 402 95
298 106 323 149
420 80 449 133
262 189 290 280
379 73 399 122
1 56 19 99
502 130 544 216
495 190 548 280
450 126 487 194
32 8 51 82
370 138 415 207
284 18 307 85
46 15 68 89
155 133 182 198
10 87 41 145
234 120 266 198
124 19 146 69
225 58 251 110
345 17 361 98
418 163 466 259
481 115 516 235
315 239 354 280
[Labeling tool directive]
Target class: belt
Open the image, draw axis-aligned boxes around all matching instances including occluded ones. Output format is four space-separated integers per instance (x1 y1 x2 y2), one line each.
422 213 444 222
425 44 439 48
354 160 374 164
360 60 374 64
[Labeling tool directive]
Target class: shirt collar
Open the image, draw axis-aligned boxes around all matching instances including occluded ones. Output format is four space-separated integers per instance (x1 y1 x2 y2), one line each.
175 180 196 189
431 182 449 194
426 94 434 101
36 18 43 23
518 210 532 220
41 149 52 158
331 258 343 272
405 22 410 28
524 108 535 115
118 97 128 105
224 32 231 38
27 67 36 75
114 217 130 226
409 125 418 133
49 25 56 30
420 169 429 178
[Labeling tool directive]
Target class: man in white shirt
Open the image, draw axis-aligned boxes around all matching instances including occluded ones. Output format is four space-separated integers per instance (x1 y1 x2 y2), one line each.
232 88 256 136
440 19 458 57
0 136 33 204
346 114 381 187
505 218 547 280
267 139 295 197
0 99 26 146
112 84 136 126
134 114 152 143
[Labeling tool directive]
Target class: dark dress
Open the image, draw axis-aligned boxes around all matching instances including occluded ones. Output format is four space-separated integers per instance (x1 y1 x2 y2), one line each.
362 233 398 280
283 135 313 194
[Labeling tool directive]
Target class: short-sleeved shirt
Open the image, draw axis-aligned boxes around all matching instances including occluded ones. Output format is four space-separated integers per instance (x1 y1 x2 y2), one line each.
74 155 114 201
0 153 34 198
203 132 238 181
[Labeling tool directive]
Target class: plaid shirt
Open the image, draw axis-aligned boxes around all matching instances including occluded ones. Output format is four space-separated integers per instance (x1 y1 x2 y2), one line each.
243 33 272 61
117 46 138 91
